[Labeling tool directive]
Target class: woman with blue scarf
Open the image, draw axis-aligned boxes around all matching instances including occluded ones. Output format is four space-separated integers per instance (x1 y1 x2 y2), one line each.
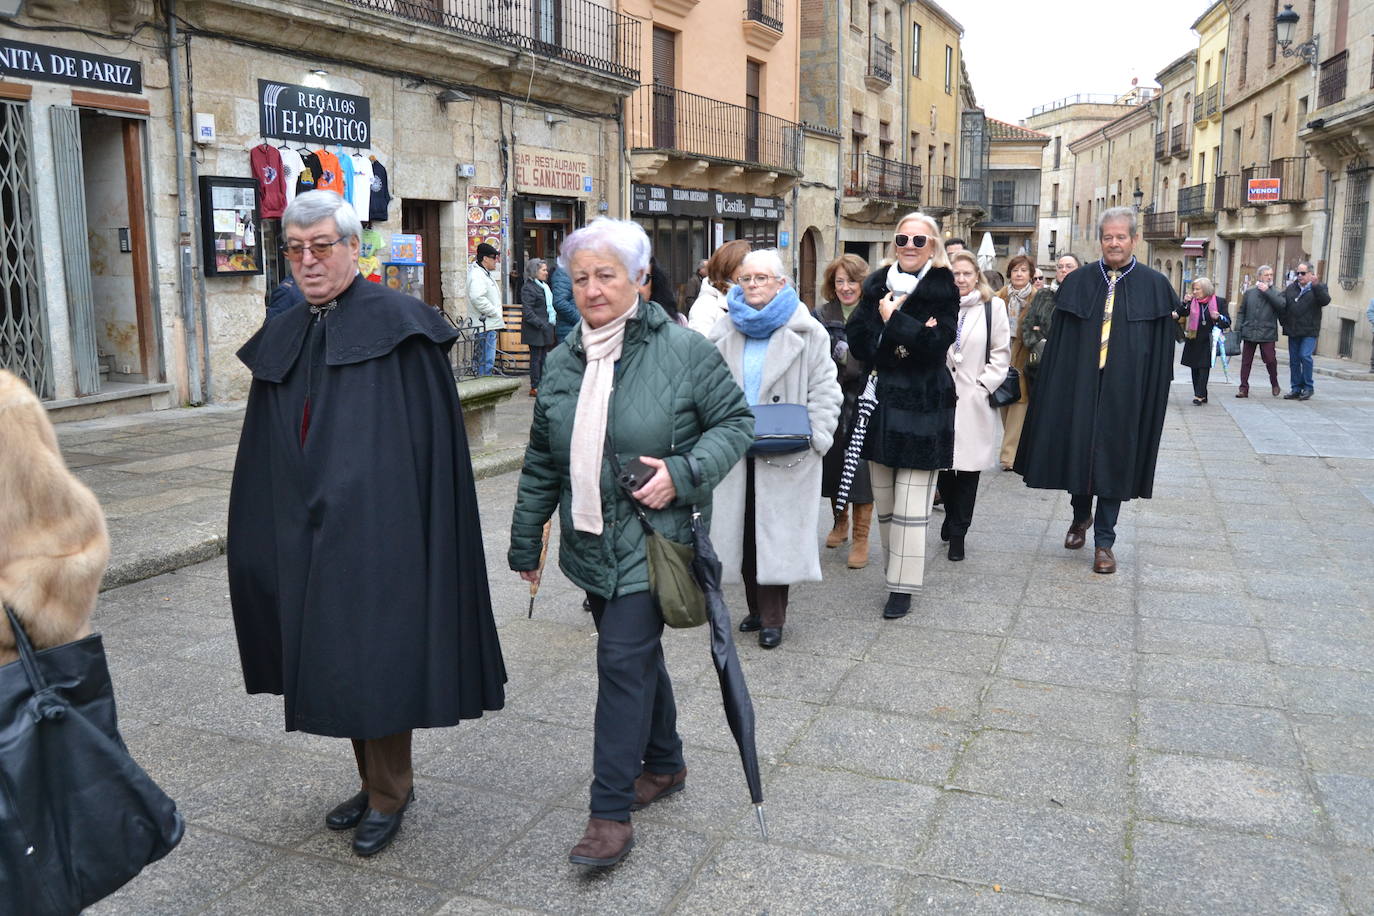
707 249 842 649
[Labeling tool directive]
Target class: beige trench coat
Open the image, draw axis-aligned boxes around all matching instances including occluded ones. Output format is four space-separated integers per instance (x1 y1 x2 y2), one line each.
947 296 1012 471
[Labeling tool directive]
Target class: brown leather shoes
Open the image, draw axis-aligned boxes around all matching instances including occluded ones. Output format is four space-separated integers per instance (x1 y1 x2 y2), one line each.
1064 519 1091 550
630 767 686 811
1093 547 1116 574
569 816 634 867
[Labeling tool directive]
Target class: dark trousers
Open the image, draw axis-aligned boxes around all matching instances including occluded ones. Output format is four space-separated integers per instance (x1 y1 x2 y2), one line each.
350 730 413 814
529 345 549 388
587 591 684 821
1190 366 1211 399
1070 493 1123 549
742 458 789 627
1239 340 1278 390
935 470 980 539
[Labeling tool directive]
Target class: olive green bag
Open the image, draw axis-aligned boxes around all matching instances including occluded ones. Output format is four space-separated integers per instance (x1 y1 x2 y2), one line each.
610 453 707 628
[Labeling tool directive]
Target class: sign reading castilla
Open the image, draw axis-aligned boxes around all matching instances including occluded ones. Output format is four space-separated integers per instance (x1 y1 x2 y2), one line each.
0 38 142 93
631 183 785 220
258 80 372 147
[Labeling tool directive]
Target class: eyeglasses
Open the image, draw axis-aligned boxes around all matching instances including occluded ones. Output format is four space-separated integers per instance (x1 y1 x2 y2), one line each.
1295 270 1308 275
281 237 347 261
736 274 780 286
893 234 929 249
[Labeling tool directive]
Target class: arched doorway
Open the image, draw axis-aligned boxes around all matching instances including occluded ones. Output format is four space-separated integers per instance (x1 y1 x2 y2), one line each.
799 227 821 310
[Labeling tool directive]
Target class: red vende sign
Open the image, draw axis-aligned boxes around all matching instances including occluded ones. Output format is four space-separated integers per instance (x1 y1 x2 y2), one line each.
1247 178 1281 202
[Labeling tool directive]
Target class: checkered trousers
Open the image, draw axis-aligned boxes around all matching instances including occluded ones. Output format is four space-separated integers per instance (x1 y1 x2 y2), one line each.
869 463 938 594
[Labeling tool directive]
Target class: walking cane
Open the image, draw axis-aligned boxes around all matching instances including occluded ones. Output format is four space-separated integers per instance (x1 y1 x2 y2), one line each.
528 520 552 618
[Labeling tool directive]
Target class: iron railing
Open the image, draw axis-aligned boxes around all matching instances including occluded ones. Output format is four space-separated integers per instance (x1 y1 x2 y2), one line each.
927 175 956 212
449 317 485 380
1178 182 1213 219
745 0 783 32
1318 50 1348 109
1337 161 1368 288
1155 131 1167 160
958 178 985 208
1030 93 1130 116
628 84 800 172
1204 83 1220 117
344 0 640 81
868 37 893 84
846 153 921 203
1241 157 1309 205
1213 173 1242 210
977 202 1038 226
1143 210 1178 239
1170 123 1188 157
0 100 51 398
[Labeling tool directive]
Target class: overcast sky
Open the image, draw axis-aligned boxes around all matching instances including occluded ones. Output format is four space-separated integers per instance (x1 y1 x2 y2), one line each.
955 0 1217 125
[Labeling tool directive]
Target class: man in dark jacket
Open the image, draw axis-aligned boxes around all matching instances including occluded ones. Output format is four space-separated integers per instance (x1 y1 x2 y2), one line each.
1235 265 1284 397
1281 261 1331 400
1015 208 1177 575
228 191 506 858
549 262 578 342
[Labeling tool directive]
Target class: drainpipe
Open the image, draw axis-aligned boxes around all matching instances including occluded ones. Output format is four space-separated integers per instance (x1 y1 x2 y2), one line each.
165 0 202 404
833 0 842 259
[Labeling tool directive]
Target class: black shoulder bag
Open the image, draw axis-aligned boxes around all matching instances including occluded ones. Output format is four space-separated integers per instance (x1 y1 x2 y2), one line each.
984 300 1022 407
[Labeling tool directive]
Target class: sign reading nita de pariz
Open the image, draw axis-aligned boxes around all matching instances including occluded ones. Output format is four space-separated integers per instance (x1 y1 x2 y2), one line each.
258 80 371 146
514 146 594 198
0 38 142 92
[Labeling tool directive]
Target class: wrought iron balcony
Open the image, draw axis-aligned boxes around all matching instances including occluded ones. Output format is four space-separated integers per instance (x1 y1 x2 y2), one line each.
1170 123 1188 157
867 37 894 85
846 153 921 203
1213 174 1242 211
1178 182 1213 219
1155 131 1167 161
1143 210 1178 240
1204 83 1220 118
745 0 783 32
1317 51 1348 109
927 175 957 213
628 84 800 173
1240 157 1309 206
976 202 1039 228
958 178 985 208
343 0 640 81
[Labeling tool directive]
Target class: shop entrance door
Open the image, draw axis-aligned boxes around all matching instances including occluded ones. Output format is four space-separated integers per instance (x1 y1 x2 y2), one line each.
401 199 443 310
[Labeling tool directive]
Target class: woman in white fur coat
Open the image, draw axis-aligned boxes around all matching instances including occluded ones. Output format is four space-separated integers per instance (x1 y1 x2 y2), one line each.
937 251 1011 562
0 369 109 666
707 249 842 649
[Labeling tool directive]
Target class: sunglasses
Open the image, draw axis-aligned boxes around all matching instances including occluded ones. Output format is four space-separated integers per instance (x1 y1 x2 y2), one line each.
1296 270 1308 275
282 237 347 261
893 234 929 249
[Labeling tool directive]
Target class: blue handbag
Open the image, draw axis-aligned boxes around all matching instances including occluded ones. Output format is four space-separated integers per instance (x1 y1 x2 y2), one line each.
748 403 811 455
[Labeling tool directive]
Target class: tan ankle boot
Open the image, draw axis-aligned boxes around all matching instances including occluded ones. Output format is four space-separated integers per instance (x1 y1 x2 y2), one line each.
825 499 849 548
848 503 873 568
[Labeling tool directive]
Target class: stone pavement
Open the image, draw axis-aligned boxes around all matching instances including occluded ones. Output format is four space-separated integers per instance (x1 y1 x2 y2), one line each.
58 368 1374 914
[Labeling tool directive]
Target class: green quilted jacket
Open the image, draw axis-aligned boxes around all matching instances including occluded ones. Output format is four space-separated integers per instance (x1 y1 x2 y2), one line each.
508 301 754 599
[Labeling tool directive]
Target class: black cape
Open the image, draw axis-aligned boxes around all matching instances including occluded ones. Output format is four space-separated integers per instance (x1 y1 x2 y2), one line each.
227 275 506 739
1013 259 1177 500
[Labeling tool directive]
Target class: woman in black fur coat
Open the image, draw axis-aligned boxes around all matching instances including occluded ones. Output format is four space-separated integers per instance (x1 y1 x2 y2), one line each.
844 212 959 620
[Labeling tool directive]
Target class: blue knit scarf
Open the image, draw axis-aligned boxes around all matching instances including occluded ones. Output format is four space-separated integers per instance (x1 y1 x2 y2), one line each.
726 283 799 339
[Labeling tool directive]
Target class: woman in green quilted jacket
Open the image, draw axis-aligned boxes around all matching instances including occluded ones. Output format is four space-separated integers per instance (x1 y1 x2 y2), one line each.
508 219 753 869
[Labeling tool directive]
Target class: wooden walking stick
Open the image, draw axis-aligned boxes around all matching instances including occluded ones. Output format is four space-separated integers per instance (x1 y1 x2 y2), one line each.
528 520 552 618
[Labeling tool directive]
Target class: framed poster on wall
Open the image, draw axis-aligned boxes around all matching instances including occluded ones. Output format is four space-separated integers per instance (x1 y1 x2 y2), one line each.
199 175 263 277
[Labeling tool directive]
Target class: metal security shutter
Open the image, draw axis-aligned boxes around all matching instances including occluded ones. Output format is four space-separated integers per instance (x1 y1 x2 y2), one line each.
653 27 676 87
50 106 101 396
0 100 53 397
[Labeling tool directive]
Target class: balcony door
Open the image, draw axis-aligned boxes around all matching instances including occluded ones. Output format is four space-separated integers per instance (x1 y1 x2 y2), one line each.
991 180 1015 222
746 60 762 164
652 27 676 149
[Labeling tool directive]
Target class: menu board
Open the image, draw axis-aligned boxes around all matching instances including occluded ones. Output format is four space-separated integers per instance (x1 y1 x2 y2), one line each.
198 176 263 277
466 186 503 259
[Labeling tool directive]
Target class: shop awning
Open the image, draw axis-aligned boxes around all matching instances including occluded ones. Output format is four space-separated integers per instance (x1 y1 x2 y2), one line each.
1182 237 1209 253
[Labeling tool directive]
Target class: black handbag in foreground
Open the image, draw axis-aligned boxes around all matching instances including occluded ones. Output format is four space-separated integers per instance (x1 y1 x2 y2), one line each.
983 301 1022 407
0 604 184 915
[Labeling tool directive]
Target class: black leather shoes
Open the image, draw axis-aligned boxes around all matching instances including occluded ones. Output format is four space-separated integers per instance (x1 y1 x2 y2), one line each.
1283 390 1302 399
759 627 782 649
325 790 369 831
1298 389 1313 400
352 790 413 857
947 536 965 561
738 614 762 632
882 592 911 619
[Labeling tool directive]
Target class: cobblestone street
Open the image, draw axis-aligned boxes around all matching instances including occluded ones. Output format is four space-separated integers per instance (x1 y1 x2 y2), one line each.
67 368 1374 915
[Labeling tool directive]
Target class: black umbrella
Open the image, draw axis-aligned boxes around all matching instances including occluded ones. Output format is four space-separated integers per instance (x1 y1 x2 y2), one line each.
689 510 767 839
834 375 878 514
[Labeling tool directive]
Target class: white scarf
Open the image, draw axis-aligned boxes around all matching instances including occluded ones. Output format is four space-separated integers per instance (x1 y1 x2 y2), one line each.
570 300 640 534
884 260 931 299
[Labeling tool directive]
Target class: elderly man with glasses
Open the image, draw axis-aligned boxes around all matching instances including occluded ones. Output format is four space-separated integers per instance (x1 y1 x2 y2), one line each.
227 190 506 858
1280 262 1331 400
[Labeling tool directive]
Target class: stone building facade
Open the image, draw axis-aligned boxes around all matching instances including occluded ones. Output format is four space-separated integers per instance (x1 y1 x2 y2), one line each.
1066 104 1155 265
1144 50 1196 295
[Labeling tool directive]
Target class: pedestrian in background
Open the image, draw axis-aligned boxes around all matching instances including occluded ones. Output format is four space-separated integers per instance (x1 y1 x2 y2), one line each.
549 260 579 343
709 249 841 649
681 259 708 312
1178 277 1230 405
994 254 1036 470
228 191 506 858
689 239 751 336
1280 261 1330 400
643 257 687 326
940 251 1010 561
509 218 752 869
520 258 557 396
944 238 966 256
845 211 958 620
467 242 504 376
266 275 304 320
817 253 875 569
1235 264 1283 397
1022 253 1080 389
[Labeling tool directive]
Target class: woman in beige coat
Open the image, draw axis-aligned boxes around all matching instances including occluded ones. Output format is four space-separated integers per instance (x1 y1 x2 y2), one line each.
994 254 1036 470
938 251 1010 561
708 249 842 649
0 370 109 665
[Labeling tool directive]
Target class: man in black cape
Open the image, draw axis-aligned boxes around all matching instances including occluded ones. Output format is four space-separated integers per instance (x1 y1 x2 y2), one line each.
1014 207 1178 575
227 190 506 857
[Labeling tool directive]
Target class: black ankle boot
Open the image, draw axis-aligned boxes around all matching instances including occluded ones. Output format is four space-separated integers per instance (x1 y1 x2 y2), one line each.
947 536 965 561
881 592 911 619
739 614 761 632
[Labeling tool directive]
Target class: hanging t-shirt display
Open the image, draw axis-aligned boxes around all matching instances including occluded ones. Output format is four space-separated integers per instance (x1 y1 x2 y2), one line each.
296 151 323 197
334 145 354 210
368 157 391 222
278 147 306 205
313 149 346 195
359 227 384 283
249 144 286 218
350 153 372 218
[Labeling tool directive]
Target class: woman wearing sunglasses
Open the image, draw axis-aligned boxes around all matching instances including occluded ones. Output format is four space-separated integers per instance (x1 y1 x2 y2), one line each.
844 213 959 620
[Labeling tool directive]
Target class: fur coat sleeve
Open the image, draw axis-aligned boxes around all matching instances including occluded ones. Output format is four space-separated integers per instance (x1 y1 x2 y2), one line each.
0 370 109 666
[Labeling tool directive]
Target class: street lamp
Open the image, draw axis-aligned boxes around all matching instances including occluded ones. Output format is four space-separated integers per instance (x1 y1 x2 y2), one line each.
1132 186 1144 212
1275 4 1319 64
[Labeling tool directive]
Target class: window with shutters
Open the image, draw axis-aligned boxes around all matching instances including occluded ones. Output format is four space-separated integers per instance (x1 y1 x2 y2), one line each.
911 23 921 76
652 28 677 148
1338 159 1369 288
944 46 953 94
746 60 763 164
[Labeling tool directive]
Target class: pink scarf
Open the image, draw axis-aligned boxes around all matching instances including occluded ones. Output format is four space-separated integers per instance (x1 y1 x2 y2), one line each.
1187 295 1219 333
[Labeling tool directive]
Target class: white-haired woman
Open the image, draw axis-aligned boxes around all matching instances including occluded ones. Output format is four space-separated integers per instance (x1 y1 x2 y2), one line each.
940 251 1011 560
844 211 959 620
508 219 753 868
520 257 557 395
707 249 842 649
1179 276 1230 405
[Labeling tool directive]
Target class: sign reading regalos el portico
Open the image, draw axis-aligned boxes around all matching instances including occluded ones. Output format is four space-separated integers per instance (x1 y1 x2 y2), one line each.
258 80 371 147
514 145 595 198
